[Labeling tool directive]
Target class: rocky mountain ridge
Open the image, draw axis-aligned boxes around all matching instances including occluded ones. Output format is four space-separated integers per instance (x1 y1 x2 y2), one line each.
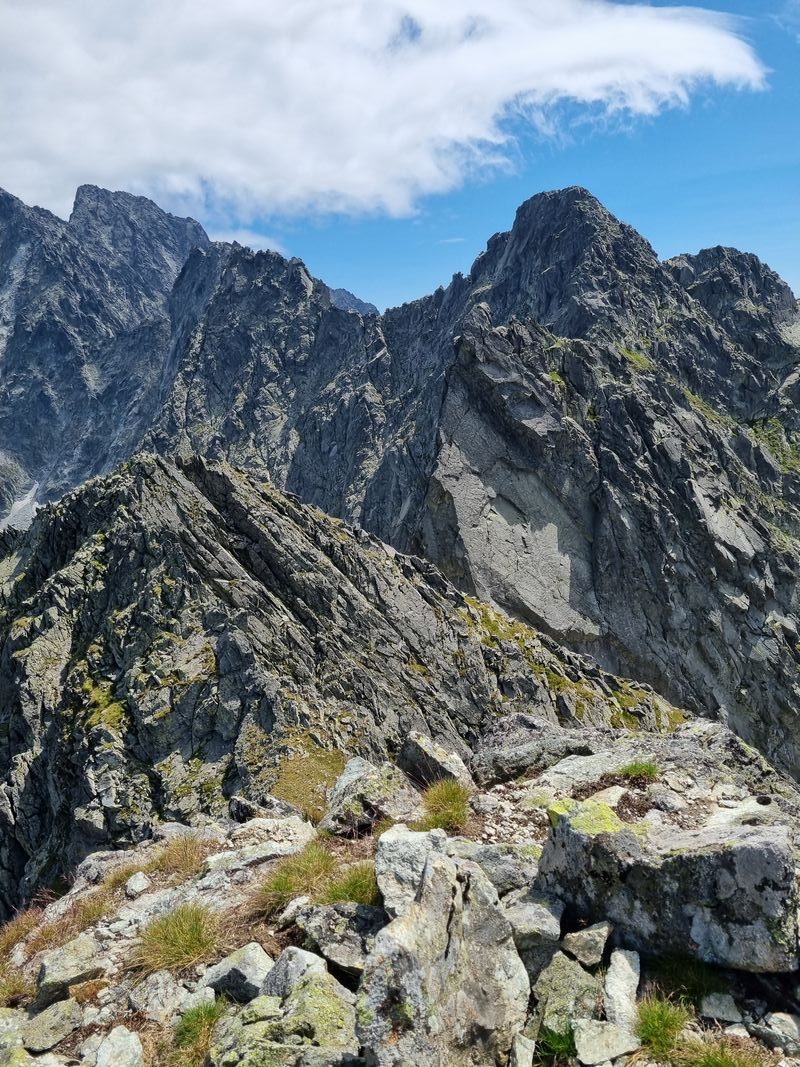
2 182 799 782
0 452 676 920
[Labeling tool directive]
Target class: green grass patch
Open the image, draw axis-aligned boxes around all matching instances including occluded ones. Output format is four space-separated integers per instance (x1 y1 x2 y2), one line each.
619 760 660 781
317 862 381 907
619 346 655 373
171 997 228 1067
253 842 340 916
748 417 800 475
413 779 471 833
535 1026 577 1066
129 903 221 976
0 966 34 1007
636 993 692 1061
271 746 348 824
547 370 566 387
683 389 736 432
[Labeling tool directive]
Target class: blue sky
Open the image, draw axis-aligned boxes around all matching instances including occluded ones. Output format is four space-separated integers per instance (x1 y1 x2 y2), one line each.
264 2 799 310
1 1 796 311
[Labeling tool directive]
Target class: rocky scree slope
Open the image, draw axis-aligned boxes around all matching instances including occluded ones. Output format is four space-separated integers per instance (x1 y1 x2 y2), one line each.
0 453 677 920
1 713 800 1066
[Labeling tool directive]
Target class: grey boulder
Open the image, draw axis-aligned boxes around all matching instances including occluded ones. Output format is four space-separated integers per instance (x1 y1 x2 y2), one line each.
201 942 274 1002
537 799 800 972
397 731 474 789
318 758 424 836
357 854 529 1066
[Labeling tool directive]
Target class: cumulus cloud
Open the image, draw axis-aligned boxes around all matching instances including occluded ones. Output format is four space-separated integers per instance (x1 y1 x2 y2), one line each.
0 0 765 224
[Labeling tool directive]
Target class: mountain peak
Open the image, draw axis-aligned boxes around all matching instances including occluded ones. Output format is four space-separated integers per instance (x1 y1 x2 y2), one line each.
468 185 662 338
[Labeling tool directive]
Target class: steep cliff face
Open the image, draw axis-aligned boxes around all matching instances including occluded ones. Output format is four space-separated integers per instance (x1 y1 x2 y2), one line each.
0 185 208 514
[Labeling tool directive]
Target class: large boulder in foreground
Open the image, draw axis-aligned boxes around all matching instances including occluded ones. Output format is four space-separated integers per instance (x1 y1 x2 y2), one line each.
357 854 529 1065
536 798 800 972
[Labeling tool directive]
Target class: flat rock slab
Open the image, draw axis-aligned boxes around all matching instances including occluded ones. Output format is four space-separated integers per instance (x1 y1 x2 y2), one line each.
23 999 82 1052
701 993 742 1024
36 934 106 1006
573 1020 640 1065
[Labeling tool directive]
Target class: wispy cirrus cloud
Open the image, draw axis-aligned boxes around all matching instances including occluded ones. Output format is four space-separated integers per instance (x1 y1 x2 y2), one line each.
0 0 766 226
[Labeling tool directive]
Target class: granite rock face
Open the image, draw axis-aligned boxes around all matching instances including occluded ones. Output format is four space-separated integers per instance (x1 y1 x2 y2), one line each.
0 184 207 517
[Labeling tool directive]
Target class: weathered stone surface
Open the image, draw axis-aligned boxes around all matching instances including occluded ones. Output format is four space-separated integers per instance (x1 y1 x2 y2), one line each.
318 759 424 836
296 904 386 976
445 839 541 896
562 922 612 968
603 950 640 1033
95 1026 144 1067
22 1000 81 1052
36 935 105 1006
504 891 563 981
357 854 529 1066
510 1033 536 1067
701 994 742 1024
261 948 328 998
124 872 151 899
396 732 474 789
128 970 196 1023
201 943 274 1002
537 796 800 972
208 971 357 1065
530 952 600 1035
374 824 448 918
573 1020 640 1065
762 1013 800 1053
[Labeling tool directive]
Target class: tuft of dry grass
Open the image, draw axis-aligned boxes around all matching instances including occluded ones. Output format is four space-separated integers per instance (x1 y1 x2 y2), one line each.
128 903 222 976
673 1037 775 1067
270 748 347 824
68 978 109 1005
148 834 215 881
25 888 113 957
0 966 35 1008
0 906 43 959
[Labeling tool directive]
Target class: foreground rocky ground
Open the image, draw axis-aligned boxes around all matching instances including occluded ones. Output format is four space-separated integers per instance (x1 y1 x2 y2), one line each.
2 717 800 1067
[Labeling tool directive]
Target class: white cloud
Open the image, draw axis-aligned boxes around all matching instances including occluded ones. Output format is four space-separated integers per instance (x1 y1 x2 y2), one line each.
0 0 765 225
